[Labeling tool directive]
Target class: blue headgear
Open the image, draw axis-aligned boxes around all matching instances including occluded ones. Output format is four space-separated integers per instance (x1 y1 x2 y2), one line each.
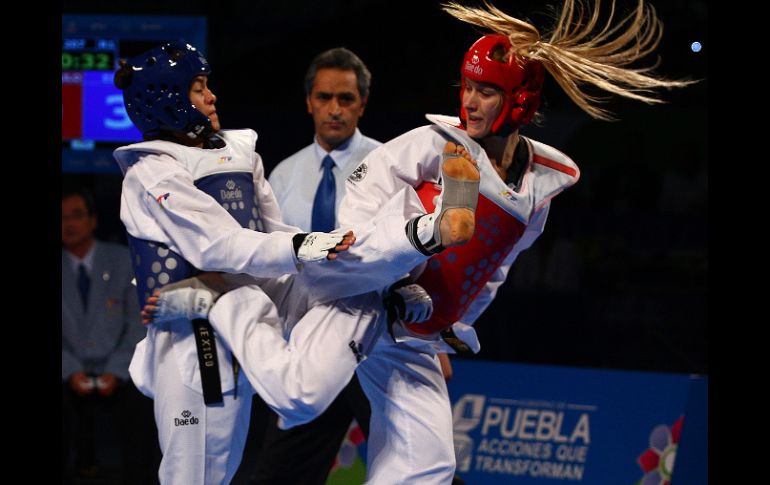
118 41 213 140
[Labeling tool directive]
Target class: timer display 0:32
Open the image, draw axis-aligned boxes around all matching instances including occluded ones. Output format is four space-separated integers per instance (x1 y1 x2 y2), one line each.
61 51 114 71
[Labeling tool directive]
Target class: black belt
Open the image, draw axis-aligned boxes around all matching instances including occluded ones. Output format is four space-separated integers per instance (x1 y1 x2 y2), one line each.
191 318 223 405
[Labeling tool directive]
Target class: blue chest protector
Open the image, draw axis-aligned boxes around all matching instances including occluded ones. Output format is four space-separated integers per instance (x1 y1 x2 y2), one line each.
128 171 263 308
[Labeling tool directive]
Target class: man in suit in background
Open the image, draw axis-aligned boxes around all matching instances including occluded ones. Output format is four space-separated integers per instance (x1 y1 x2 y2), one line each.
62 187 159 483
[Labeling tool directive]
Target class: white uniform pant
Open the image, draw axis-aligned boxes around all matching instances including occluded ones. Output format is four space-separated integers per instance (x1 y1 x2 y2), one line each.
357 334 456 484
152 331 254 485
144 283 384 485
209 280 386 428
208 284 456 484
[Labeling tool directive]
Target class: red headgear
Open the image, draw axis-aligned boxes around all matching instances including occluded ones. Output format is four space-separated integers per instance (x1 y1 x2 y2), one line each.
459 34 545 135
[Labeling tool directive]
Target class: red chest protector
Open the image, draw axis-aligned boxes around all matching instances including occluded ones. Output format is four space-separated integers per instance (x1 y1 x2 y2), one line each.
405 182 527 335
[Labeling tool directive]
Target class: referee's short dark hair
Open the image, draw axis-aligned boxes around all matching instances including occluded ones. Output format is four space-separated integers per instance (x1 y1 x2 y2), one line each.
304 47 372 99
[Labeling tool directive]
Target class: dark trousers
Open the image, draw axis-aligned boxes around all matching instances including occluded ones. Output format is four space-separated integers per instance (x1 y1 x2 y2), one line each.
250 374 371 485
62 379 161 484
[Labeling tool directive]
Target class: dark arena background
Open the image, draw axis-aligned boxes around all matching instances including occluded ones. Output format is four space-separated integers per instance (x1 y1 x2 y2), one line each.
61 0 708 483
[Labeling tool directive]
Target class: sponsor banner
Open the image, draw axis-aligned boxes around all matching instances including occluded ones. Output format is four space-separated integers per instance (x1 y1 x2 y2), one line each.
449 360 706 484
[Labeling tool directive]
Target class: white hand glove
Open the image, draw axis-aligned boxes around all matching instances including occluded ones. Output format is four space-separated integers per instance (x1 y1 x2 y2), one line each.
389 283 433 323
295 232 346 262
154 287 214 323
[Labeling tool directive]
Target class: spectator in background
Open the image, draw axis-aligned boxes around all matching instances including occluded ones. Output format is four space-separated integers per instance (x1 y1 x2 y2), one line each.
62 187 159 483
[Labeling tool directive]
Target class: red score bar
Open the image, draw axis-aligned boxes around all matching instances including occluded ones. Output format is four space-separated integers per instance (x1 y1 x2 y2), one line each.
62 72 83 140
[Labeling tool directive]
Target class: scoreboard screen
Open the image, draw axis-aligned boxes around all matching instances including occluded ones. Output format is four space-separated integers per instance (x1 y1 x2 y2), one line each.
62 15 207 146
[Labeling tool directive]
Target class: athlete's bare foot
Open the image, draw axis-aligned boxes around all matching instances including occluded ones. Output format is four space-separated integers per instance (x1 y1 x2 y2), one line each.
404 141 480 255
437 141 480 247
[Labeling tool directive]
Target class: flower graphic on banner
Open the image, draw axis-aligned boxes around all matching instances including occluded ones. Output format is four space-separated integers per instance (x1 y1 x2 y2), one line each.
635 416 684 485
333 422 365 469
327 420 367 484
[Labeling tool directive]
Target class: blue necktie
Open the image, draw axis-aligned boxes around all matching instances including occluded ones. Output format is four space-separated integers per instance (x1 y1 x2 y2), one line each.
77 263 90 310
311 155 336 232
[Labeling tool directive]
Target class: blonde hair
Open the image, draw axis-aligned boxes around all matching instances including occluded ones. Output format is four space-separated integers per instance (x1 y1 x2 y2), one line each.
442 0 696 120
